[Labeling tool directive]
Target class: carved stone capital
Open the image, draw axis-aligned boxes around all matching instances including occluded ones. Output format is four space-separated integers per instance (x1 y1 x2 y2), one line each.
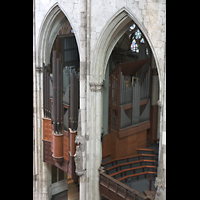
89 82 104 92
35 66 42 72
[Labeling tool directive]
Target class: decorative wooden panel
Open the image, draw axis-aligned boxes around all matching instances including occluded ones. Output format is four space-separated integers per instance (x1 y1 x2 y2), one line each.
43 118 52 141
106 127 147 160
42 118 78 181
43 140 53 163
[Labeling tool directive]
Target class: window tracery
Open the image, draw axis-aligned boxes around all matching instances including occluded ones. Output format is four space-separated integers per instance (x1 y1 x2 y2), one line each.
129 24 147 54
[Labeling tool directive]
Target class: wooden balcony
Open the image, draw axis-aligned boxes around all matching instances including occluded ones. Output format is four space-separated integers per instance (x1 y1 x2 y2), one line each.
99 167 151 200
42 118 78 182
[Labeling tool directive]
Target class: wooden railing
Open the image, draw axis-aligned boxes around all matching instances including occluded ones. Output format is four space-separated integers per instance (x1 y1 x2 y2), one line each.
102 154 155 168
99 167 151 200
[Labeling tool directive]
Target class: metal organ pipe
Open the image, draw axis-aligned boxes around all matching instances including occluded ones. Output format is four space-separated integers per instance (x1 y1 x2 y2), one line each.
56 58 60 132
43 63 51 118
52 50 57 133
60 60 63 132
43 63 46 117
47 66 51 118
70 69 75 130
132 78 140 125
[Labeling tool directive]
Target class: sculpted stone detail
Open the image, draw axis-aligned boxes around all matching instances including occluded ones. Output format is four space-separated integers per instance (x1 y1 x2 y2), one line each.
74 110 86 176
155 177 166 196
74 145 85 176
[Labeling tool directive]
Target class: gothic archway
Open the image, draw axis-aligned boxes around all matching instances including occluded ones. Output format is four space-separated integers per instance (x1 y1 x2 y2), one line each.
92 8 161 198
37 3 80 67
36 3 80 199
90 7 161 91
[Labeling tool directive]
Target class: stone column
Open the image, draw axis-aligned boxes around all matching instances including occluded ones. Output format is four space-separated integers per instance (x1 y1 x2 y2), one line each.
33 64 52 200
155 43 166 200
84 82 103 200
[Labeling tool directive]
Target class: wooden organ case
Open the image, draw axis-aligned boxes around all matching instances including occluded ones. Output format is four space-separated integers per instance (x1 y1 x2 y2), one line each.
103 58 154 159
42 36 79 182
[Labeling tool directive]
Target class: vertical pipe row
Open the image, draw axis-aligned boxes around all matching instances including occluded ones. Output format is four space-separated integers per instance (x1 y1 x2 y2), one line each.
59 60 63 133
56 58 60 132
132 78 140 125
70 68 74 129
68 68 79 130
52 50 63 134
46 65 50 118
43 63 46 117
120 72 134 105
43 63 51 118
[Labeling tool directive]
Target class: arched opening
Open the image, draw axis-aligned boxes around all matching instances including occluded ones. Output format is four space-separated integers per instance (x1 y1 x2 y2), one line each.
37 3 80 66
98 10 160 199
39 4 80 199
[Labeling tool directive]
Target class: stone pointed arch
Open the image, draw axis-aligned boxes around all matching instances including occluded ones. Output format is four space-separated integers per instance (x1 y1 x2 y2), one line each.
90 7 160 89
37 2 79 66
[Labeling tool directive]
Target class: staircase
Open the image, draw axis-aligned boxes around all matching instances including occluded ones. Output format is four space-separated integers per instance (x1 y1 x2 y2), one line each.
101 145 158 199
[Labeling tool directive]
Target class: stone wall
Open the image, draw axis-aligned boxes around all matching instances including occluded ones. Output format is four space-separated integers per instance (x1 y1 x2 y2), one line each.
33 0 166 200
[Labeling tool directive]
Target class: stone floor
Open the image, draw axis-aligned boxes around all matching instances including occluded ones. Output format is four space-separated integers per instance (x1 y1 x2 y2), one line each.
51 178 79 200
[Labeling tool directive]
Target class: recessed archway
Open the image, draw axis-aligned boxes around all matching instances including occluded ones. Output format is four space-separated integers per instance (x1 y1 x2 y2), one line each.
37 3 80 200
90 7 161 92
92 7 161 198
37 3 80 67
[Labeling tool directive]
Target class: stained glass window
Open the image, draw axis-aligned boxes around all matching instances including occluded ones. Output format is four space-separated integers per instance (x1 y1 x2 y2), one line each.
129 24 136 31
146 48 149 55
129 24 146 53
140 38 145 43
131 38 139 52
135 29 141 39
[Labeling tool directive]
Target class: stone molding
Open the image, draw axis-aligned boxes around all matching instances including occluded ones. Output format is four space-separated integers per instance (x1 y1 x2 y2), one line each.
89 82 104 92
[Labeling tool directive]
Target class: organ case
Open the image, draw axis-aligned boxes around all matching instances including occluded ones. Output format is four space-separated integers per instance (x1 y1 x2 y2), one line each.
42 36 79 182
104 58 152 159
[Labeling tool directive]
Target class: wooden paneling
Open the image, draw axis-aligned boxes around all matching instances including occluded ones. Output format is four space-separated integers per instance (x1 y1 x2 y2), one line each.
42 119 77 181
104 122 148 160
52 133 63 158
102 134 111 159
43 140 52 163
117 130 146 158
99 168 149 200
43 118 52 141
118 121 150 138
148 105 158 145
43 140 69 172
63 133 69 161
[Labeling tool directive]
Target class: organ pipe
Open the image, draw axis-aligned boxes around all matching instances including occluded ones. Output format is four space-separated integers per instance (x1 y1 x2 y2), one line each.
43 63 51 118
43 63 46 117
56 58 60 132
110 62 151 130
52 50 57 133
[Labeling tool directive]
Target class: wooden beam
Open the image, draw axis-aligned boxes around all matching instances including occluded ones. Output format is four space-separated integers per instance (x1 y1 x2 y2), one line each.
119 121 150 138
